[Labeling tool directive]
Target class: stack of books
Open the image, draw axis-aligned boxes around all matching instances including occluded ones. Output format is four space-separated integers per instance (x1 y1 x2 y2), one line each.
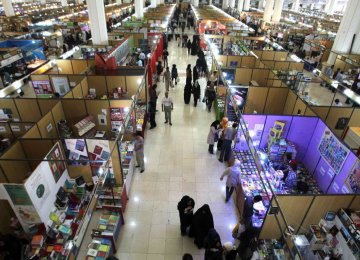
31 235 44 249
268 139 288 162
120 141 134 167
86 238 112 260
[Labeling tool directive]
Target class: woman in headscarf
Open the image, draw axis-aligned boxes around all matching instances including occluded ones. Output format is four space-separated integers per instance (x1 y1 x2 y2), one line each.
184 82 192 104
217 117 229 151
189 204 214 249
177 195 195 236
187 39 192 54
156 61 163 82
192 80 201 107
207 120 220 154
204 228 223 260
186 64 192 85
193 65 199 83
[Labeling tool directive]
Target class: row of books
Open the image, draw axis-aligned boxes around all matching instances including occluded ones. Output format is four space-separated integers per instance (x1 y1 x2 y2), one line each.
120 141 134 167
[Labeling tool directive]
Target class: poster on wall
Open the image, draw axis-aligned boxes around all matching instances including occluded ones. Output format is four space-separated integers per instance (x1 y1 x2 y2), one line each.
318 128 349 174
110 107 127 131
24 168 51 212
345 160 360 194
335 117 349 130
226 86 248 121
3 184 41 226
0 108 13 120
51 76 70 96
64 139 89 165
46 143 66 183
32 80 53 96
86 139 114 177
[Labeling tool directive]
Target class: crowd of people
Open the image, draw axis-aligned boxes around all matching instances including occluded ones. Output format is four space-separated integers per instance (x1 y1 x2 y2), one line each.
177 189 263 260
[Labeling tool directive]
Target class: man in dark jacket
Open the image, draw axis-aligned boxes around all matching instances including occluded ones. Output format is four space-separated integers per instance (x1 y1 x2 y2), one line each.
149 84 158 111
148 101 157 129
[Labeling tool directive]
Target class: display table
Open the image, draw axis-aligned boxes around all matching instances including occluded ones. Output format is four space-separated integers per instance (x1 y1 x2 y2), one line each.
91 211 122 254
233 149 322 228
136 104 147 136
29 179 94 259
27 60 47 70
120 141 135 195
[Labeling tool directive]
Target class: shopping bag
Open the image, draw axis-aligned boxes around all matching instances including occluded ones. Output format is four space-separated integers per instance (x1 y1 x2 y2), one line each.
176 77 180 83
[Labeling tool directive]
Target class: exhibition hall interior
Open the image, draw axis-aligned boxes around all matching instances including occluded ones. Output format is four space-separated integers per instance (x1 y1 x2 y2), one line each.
0 0 359 259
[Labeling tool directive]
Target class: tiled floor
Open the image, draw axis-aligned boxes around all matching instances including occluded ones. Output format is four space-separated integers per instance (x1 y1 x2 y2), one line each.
114 32 240 259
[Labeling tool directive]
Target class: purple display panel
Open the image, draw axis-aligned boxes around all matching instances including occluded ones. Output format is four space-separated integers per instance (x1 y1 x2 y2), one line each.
259 115 293 149
286 117 319 161
327 152 357 194
313 158 335 193
242 114 266 130
303 120 327 175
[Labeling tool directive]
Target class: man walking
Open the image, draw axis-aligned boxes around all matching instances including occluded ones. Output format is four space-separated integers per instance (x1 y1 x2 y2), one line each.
163 67 172 92
163 49 169 67
134 131 145 173
220 160 241 202
219 123 238 163
162 92 173 126
150 84 158 111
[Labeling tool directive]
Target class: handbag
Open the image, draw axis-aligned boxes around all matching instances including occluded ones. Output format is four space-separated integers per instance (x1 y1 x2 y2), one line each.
214 132 219 142
176 77 180 83
232 223 245 239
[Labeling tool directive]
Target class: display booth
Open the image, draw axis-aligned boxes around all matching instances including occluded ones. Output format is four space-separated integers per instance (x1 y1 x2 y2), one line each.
0 77 147 258
0 137 126 259
232 113 360 259
95 38 131 69
209 35 360 146
29 60 146 98
0 39 45 60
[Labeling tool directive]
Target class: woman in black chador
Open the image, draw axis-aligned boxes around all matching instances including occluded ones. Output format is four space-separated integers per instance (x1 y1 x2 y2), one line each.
204 228 223 260
189 204 214 249
184 82 192 104
177 195 195 236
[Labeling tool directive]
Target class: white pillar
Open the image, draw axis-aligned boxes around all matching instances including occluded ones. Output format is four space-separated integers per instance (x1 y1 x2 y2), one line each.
77 0 84 4
258 0 264 9
61 0 68 6
87 0 109 45
222 0 228 9
157 0 160 6
2 0 15 17
116 0 122 3
229 0 235 8
243 0 250 10
40 0 46 4
135 0 144 18
194 0 199 7
325 0 336 15
151 0 157 8
263 0 274 22
324 0 331 13
209 0 212 5
238 0 244 11
328 0 360 64
272 0 284 22
292 0 300 11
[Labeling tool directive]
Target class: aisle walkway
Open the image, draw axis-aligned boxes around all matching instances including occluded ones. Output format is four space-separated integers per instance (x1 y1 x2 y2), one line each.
115 35 239 260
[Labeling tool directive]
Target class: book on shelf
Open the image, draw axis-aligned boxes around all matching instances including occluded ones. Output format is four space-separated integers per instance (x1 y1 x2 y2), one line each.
87 248 98 257
31 235 44 248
